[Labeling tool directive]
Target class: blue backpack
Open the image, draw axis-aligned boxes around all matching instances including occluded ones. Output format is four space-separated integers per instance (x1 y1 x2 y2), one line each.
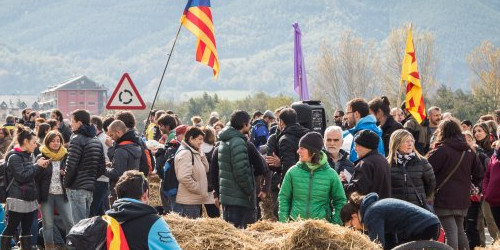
251 121 269 148
162 148 194 197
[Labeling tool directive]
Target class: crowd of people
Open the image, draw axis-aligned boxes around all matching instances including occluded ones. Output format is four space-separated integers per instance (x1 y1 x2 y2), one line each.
0 98 499 249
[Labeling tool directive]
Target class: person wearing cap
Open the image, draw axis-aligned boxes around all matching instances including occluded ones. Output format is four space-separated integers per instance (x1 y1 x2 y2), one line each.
342 129 392 199
250 110 274 149
278 132 346 224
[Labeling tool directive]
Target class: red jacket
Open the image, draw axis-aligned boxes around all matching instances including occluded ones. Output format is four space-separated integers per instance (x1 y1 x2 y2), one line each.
484 151 500 207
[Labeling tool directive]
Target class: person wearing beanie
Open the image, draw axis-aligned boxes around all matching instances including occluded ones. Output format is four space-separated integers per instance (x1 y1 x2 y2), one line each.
342 129 392 199
278 132 347 224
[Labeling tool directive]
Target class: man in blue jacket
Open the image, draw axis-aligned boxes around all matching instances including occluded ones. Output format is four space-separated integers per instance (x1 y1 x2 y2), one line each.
345 98 385 162
106 170 180 250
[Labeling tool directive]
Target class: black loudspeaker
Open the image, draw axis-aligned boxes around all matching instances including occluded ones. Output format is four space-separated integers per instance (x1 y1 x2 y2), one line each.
291 101 327 135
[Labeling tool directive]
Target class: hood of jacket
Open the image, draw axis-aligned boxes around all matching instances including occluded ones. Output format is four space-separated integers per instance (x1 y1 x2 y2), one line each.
280 123 310 139
74 124 97 137
359 192 379 222
106 198 158 223
115 130 142 159
218 126 247 142
440 134 470 152
348 115 382 136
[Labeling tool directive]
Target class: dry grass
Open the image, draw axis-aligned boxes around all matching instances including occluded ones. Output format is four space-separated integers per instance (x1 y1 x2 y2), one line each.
164 213 261 250
164 214 382 250
475 239 500 250
148 174 162 208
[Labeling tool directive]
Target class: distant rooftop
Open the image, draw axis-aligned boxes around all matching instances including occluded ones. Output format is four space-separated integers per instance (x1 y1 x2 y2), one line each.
44 75 107 92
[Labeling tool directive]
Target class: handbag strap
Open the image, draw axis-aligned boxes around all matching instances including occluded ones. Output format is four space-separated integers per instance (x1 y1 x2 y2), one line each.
401 163 425 207
435 151 466 194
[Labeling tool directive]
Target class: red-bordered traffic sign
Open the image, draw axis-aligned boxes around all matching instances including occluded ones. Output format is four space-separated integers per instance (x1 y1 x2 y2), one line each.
106 73 146 110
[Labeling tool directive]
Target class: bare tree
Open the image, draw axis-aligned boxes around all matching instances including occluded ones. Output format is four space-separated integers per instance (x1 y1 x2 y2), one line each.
311 31 381 113
380 26 438 105
467 41 500 112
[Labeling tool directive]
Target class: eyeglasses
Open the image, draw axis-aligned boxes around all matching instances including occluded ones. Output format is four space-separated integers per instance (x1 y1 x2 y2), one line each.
346 111 354 115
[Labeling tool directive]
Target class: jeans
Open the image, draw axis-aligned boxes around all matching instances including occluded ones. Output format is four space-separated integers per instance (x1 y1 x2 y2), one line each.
89 181 110 216
40 194 74 244
436 208 469 250
179 204 201 219
67 189 93 224
2 211 36 236
222 205 257 229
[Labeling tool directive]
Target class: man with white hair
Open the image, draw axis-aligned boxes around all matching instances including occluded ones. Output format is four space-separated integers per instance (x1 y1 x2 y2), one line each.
390 108 404 123
323 126 355 176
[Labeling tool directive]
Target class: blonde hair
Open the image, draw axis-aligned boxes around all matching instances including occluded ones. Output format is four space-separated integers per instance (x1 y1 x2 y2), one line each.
386 129 424 165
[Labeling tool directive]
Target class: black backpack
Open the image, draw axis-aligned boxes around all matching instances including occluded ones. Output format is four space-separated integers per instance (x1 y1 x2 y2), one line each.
0 151 20 203
162 148 194 197
66 216 107 250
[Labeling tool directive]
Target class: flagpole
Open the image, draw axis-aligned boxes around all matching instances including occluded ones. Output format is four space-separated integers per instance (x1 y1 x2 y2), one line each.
142 23 183 136
397 81 404 110
398 23 412 112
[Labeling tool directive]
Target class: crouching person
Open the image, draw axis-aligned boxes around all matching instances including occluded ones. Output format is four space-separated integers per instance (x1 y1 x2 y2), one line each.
106 170 180 249
341 192 441 250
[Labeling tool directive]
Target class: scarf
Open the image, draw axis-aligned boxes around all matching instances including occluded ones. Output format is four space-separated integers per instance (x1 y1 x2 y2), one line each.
396 152 416 167
40 145 67 161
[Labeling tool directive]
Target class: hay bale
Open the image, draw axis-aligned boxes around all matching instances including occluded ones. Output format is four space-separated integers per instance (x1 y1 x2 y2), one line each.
164 214 381 250
475 239 500 250
148 174 162 208
164 213 262 250
247 220 382 250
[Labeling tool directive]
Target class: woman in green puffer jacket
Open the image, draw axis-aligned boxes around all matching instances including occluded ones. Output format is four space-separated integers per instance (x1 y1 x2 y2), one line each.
278 132 347 224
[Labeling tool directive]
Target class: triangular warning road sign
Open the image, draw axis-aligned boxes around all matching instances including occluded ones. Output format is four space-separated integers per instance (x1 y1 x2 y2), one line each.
106 73 146 110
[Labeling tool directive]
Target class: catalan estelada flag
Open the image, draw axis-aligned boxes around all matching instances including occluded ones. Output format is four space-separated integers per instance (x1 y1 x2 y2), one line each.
401 28 426 124
180 0 219 78
103 215 130 250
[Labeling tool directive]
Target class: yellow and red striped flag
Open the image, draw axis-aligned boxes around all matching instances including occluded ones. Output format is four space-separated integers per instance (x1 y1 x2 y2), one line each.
103 215 130 250
401 28 426 124
180 0 219 79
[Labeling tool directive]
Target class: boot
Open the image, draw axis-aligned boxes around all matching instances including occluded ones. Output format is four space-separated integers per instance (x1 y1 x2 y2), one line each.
19 235 31 250
1 235 12 250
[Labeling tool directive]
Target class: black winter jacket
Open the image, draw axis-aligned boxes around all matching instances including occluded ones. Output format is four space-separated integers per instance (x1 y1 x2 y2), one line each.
277 123 309 178
36 153 68 202
381 116 404 154
6 150 42 201
390 156 435 206
344 150 392 199
64 124 105 191
105 130 142 194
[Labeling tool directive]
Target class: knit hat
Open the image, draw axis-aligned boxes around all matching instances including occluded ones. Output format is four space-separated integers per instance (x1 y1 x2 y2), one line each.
354 130 379 150
299 132 324 153
175 125 188 136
